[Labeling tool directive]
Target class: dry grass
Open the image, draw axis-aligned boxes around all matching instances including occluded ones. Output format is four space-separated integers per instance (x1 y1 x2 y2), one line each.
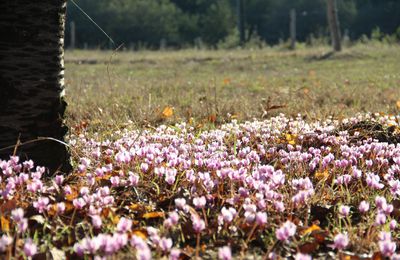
64 43 400 132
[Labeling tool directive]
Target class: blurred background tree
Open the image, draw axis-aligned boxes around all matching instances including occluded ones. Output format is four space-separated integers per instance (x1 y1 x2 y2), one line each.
65 0 400 49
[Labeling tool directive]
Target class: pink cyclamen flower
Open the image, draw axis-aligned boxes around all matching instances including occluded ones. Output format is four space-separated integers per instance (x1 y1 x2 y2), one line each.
389 219 397 230
332 233 349 250
375 213 387 226
110 176 120 187
91 215 102 229
375 196 387 209
33 197 49 213
338 205 350 217
159 237 173 252
17 219 28 233
255 212 268 226
164 211 180 229
193 196 207 209
128 172 139 186
23 239 37 257
358 201 369 213
117 217 132 233
191 214 206 233
0 235 13 252
73 198 86 209
218 246 232 260
276 221 297 242
130 235 151 260
174 198 186 210
220 207 236 224
295 252 312 260
57 202 66 214
11 208 24 223
169 248 181 260
379 240 396 257
81 237 100 254
55 175 64 185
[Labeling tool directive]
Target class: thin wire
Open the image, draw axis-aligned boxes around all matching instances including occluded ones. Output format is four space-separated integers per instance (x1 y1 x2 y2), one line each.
69 0 116 47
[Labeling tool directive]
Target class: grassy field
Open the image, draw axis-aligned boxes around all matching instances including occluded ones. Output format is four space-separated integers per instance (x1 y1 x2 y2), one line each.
65 43 400 130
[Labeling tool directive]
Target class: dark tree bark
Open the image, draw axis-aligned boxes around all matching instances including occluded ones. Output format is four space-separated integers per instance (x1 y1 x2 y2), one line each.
326 0 342 52
0 0 71 174
237 0 245 46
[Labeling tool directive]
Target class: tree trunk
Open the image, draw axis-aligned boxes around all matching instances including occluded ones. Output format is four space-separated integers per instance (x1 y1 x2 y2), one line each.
326 0 342 51
236 0 245 46
0 0 71 174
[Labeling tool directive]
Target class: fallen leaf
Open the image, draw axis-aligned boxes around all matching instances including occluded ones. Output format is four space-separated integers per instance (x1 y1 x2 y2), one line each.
162 106 174 118
223 78 231 85
131 230 147 240
301 224 321 236
208 114 217 123
315 169 329 181
372 252 383 260
285 133 297 145
65 187 79 202
299 241 318 254
142 211 165 219
0 199 17 214
1 216 10 232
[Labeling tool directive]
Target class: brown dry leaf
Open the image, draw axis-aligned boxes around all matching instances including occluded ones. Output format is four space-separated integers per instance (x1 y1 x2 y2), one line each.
131 230 147 240
141 211 165 219
315 169 329 181
223 78 231 85
285 133 297 145
102 208 120 224
301 224 321 236
65 187 79 202
208 114 217 123
339 252 360 260
372 252 383 260
129 203 143 211
299 242 318 254
267 104 286 111
1 216 10 232
47 204 58 217
313 230 329 244
0 199 17 214
162 106 174 118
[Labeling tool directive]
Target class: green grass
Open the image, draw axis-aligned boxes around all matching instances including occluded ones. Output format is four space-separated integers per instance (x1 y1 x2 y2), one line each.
65 43 400 130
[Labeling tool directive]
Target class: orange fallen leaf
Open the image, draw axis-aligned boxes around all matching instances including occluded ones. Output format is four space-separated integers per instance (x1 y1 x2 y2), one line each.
141 211 165 219
0 199 17 214
162 106 174 118
396 100 400 109
208 114 217 123
223 78 231 85
285 133 297 145
301 224 321 236
129 204 142 211
131 230 147 240
65 188 79 202
1 216 10 232
315 170 329 181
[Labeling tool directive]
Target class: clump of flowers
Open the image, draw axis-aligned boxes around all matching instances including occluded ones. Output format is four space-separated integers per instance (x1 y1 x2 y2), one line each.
0 113 399 258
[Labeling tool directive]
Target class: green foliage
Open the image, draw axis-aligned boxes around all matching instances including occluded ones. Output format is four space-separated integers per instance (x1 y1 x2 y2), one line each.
65 0 400 49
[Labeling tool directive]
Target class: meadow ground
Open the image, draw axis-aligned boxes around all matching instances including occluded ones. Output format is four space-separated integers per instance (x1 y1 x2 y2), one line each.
65 43 400 130
1 44 400 260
